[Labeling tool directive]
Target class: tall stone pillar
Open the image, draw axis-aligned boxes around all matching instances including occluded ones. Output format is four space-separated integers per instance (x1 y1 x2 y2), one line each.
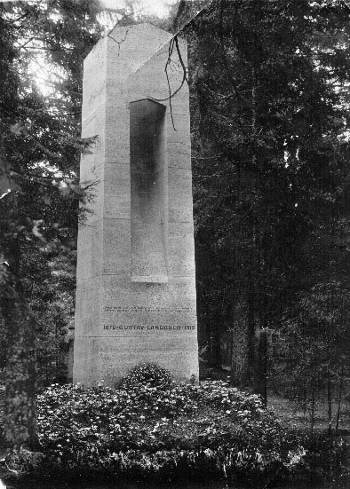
73 23 198 385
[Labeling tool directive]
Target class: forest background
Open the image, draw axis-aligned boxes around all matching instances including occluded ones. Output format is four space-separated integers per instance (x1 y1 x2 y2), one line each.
0 0 350 445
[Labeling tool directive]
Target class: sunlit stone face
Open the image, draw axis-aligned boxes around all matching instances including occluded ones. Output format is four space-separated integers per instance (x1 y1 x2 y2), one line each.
73 23 199 385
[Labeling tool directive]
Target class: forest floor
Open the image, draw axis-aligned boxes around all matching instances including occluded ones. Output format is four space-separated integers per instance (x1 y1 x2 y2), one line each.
202 366 350 433
268 393 350 434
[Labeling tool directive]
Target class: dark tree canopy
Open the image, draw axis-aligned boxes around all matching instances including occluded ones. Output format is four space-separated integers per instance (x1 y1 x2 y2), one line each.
0 0 104 445
187 0 350 400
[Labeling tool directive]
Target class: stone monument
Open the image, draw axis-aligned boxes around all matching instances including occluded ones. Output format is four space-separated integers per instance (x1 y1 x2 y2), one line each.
73 23 199 385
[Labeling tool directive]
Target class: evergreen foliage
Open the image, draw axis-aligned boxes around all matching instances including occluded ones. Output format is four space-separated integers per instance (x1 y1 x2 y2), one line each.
187 0 350 402
0 0 103 445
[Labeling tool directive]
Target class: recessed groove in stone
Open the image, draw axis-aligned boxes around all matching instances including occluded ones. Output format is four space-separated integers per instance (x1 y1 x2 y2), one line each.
130 99 168 284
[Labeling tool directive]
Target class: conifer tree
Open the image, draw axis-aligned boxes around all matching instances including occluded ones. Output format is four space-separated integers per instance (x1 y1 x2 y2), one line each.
188 0 350 399
0 0 103 445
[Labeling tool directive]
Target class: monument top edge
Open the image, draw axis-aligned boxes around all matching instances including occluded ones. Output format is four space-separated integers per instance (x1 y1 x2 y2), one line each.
84 22 173 64
108 22 172 39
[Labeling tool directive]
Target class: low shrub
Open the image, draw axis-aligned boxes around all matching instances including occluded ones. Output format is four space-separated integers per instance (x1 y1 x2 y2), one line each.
3 364 347 486
300 431 349 481
119 362 173 389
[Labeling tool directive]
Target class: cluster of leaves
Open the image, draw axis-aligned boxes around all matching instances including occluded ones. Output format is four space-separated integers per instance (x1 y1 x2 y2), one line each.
119 362 173 389
21 365 311 484
3 364 344 485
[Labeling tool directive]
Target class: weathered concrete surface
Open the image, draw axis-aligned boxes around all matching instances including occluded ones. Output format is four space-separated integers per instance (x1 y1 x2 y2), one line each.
73 23 198 385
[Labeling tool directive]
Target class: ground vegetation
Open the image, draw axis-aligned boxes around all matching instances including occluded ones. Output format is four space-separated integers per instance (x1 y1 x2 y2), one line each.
3 364 346 487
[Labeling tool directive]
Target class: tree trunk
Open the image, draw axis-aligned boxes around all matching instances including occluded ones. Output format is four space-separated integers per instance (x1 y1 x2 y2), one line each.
335 364 344 433
3 303 37 447
327 368 333 434
246 275 256 385
253 329 268 405
310 387 316 434
0 237 37 448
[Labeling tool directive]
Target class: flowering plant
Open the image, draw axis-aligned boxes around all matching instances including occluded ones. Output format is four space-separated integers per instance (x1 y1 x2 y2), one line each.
6 364 342 484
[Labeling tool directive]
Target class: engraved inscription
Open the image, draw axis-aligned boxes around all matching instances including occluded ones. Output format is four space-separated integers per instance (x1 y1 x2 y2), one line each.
104 306 193 312
103 324 195 331
102 304 197 334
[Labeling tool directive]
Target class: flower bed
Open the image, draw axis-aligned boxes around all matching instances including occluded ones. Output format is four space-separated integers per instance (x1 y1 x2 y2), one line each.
4 364 347 486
